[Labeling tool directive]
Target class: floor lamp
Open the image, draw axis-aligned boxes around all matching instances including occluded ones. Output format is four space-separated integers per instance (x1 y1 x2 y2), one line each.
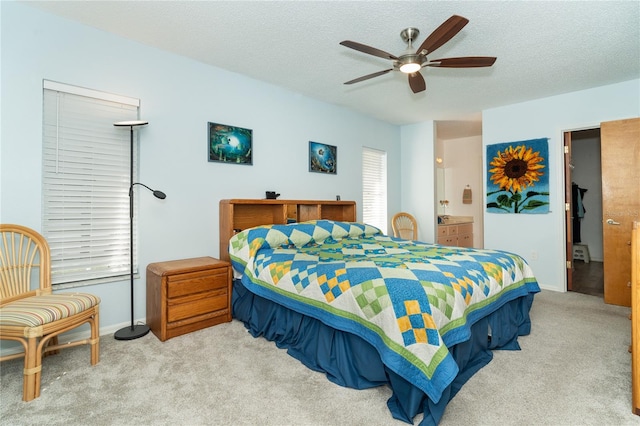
113 120 166 340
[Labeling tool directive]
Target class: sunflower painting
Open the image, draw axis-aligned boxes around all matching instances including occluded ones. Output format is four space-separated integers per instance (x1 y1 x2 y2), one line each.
486 138 549 214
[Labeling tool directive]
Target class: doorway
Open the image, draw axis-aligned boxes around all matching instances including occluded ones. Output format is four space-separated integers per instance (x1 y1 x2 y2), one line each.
565 128 604 297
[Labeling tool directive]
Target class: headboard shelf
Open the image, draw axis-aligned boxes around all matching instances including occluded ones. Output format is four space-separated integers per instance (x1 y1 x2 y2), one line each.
219 199 356 262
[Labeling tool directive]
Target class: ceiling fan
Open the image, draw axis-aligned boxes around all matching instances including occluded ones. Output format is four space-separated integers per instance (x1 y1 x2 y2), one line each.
340 15 496 94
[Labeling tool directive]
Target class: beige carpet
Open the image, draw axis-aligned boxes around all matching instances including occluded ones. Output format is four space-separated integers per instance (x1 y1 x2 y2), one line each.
1 290 638 425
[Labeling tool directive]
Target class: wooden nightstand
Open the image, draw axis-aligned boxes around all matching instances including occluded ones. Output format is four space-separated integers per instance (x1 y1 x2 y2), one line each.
146 256 232 341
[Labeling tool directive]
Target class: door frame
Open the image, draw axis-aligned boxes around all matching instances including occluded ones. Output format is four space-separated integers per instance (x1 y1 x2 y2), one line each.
563 126 603 293
564 132 573 291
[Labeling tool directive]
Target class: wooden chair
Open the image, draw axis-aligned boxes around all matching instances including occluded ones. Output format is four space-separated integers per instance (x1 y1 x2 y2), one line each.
391 212 418 240
0 224 100 401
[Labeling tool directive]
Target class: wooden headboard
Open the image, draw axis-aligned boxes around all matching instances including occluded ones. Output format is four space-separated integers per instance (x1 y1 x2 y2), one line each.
219 199 356 262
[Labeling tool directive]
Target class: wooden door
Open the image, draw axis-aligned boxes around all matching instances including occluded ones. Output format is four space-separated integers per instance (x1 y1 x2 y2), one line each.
632 221 639 415
601 118 640 306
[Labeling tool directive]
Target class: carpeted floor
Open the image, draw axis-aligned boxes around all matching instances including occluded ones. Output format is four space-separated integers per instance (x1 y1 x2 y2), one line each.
1 290 638 425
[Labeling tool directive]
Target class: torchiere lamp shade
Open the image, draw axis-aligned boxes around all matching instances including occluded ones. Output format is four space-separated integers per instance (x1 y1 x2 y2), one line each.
114 120 149 127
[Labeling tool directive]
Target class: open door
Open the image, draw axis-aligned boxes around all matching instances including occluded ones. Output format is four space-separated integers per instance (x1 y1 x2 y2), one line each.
601 118 640 307
632 221 639 415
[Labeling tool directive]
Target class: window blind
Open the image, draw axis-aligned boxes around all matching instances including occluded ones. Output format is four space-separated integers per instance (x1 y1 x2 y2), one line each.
362 147 388 234
42 81 140 286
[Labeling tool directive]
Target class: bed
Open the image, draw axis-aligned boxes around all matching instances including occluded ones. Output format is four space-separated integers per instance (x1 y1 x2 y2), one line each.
221 201 540 425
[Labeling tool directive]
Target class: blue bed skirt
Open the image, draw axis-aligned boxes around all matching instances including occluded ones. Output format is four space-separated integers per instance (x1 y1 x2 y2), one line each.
232 278 534 425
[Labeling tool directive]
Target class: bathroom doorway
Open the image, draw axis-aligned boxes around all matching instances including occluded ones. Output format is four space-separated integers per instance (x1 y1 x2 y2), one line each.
565 128 603 297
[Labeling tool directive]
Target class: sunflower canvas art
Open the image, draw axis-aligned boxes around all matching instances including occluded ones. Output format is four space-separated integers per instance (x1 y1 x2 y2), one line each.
486 138 549 214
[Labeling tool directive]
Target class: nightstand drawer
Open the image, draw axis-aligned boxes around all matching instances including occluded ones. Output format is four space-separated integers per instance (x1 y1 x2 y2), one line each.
167 269 228 298
167 292 228 322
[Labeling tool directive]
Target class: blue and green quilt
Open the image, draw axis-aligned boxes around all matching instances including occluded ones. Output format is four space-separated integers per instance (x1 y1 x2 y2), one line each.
229 220 539 403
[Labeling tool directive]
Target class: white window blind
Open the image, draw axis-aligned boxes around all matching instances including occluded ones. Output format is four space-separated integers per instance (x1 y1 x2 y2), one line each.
362 147 388 234
42 81 140 286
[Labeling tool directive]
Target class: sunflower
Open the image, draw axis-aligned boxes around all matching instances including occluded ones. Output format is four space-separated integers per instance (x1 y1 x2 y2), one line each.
489 145 545 193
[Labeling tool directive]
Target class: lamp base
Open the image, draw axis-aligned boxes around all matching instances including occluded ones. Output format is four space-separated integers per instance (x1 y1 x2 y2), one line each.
114 324 151 341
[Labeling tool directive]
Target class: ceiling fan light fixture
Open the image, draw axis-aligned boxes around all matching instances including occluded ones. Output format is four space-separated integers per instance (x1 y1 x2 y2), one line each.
399 62 421 74
398 53 423 74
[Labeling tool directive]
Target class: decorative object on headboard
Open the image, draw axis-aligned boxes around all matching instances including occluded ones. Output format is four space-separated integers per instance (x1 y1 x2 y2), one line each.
486 138 549 214
219 199 356 262
265 191 280 199
208 122 253 165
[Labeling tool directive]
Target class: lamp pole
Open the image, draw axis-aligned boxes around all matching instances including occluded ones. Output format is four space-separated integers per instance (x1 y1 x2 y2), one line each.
113 120 165 341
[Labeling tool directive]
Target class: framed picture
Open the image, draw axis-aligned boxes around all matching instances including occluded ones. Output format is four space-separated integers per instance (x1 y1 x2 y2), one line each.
309 141 337 174
208 122 252 165
486 138 549 214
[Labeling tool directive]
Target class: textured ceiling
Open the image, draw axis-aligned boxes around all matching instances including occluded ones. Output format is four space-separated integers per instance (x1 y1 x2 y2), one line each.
25 1 640 138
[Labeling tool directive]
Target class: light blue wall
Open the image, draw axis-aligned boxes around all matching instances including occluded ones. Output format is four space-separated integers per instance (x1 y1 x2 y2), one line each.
483 79 640 291
0 2 401 333
400 121 437 243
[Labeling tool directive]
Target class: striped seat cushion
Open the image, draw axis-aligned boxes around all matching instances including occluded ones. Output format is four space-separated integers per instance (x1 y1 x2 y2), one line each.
0 293 100 328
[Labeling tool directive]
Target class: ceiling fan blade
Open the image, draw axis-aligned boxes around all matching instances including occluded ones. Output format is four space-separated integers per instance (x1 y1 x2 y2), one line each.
416 15 469 55
426 56 497 68
344 69 394 85
408 72 426 93
340 41 398 61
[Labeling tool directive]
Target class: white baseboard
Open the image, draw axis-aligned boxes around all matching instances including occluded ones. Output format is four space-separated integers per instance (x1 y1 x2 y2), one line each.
0 318 147 358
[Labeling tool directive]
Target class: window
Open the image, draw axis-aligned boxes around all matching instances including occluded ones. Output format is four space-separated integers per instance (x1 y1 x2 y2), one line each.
362 147 387 233
42 80 140 286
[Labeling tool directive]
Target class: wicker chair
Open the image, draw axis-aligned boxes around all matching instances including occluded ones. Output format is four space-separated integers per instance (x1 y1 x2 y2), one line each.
391 212 418 240
0 224 100 401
